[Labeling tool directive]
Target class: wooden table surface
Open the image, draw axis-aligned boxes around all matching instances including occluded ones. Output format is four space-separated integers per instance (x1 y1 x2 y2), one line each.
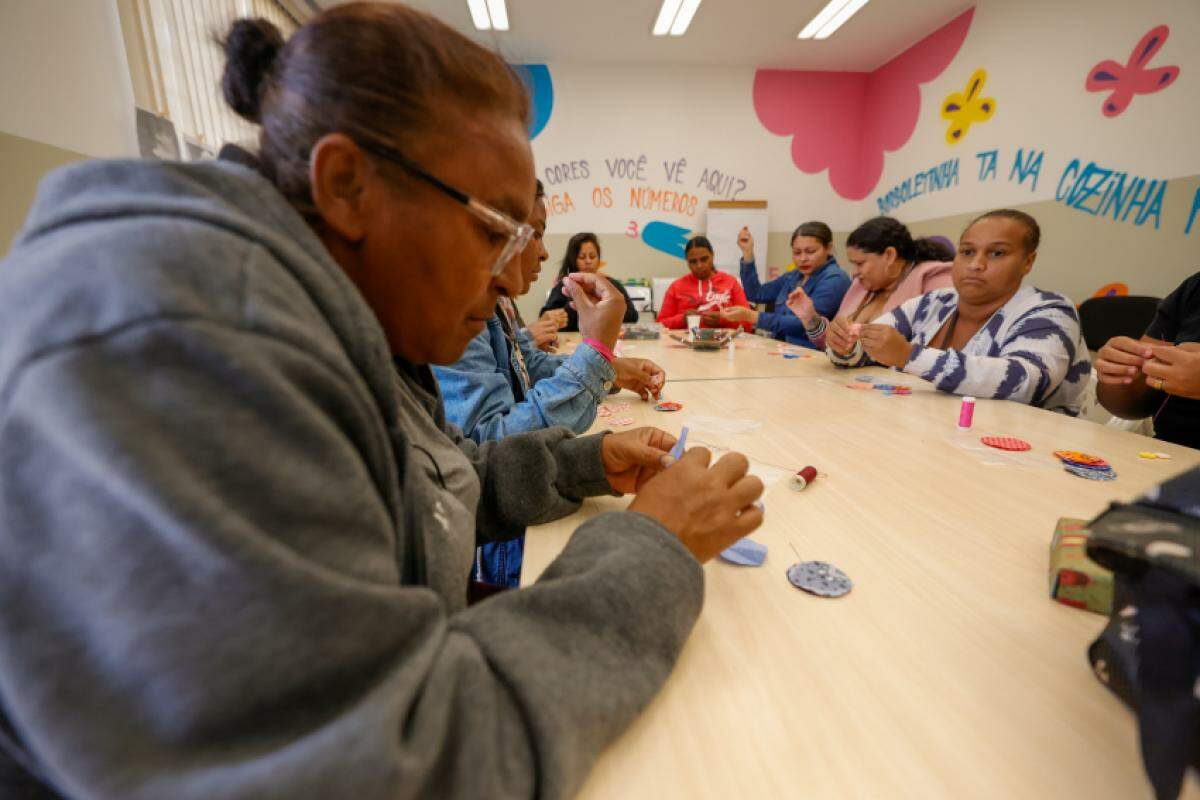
572 332 833 382
525 334 1200 799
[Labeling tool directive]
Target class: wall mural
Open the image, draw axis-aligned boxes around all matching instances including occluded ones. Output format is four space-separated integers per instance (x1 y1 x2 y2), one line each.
641 220 692 259
514 64 554 140
1085 25 1180 118
752 8 974 201
940 68 995 144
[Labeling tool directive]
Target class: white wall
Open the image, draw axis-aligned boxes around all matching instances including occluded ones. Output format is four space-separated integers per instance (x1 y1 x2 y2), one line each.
860 0 1200 224
527 0 1200 302
531 62 856 239
0 0 138 157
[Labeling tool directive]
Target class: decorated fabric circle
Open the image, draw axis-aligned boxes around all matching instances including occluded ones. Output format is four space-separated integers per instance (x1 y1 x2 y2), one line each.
787 561 852 598
981 436 1031 451
1064 464 1116 481
1053 450 1106 466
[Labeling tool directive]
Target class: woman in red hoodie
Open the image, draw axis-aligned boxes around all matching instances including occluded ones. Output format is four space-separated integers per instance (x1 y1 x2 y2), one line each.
657 236 754 332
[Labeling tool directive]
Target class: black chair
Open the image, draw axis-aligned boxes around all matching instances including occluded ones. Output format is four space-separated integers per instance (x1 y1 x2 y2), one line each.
1077 295 1161 351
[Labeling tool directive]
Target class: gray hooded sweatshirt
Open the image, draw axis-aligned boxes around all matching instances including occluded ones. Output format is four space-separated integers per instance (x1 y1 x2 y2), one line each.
0 158 703 799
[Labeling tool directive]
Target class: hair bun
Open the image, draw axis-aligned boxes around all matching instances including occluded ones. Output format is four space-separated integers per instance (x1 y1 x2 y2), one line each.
221 18 284 124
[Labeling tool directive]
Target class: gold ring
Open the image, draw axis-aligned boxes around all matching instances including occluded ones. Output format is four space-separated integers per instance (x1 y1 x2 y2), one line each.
1153 377 1165 391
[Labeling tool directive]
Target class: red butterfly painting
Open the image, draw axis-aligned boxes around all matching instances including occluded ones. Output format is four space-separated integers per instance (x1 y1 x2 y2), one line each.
1086 25 1180 118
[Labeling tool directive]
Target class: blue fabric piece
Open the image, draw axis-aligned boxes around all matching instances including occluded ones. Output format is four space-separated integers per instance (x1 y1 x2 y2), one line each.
669 426 689 461
719 538 768 566
739 258 851 349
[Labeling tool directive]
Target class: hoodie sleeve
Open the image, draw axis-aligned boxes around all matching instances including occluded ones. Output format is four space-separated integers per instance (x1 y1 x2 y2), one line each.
901 301 1086 405
0 316 702 800
656 279 690 329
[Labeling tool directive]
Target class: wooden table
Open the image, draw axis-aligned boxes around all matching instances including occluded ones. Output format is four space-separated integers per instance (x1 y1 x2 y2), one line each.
563 331 834 382
524 336 1200 799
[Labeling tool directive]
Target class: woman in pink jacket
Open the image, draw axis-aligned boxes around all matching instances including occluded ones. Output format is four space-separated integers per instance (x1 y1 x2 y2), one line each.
787 217 954 350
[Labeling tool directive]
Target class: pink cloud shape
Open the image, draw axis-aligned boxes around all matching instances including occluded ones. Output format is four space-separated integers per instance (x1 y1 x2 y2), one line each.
754 8 974 201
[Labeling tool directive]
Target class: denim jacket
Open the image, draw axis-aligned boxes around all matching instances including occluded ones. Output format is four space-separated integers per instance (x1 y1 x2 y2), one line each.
739 257 851 349
433 315 617 587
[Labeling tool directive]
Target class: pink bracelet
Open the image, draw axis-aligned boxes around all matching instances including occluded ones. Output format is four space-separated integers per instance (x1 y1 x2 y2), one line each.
583 338 616 363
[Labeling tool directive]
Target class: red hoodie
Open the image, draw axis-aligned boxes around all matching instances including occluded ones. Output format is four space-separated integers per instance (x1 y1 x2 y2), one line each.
657 271 754 331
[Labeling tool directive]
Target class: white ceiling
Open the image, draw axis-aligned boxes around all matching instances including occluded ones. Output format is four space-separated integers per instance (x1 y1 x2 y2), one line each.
314 0 976 71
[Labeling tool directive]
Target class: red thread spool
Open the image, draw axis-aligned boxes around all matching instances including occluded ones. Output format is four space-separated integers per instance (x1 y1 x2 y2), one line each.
791 466 818 491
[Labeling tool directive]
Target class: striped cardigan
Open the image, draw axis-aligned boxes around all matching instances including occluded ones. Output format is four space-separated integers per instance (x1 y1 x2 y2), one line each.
828 285 1091 415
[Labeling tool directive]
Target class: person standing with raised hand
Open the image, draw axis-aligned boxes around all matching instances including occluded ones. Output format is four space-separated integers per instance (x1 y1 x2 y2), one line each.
725 222 849 348
0 5 763 798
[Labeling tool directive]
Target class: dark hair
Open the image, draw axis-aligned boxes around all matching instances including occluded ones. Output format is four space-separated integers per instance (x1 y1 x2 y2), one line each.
684 236 714 257
965 208 1041 252
220 4 529 217
846 216 953 263
535 179 545 201
790 221 833 248
557 232 601 279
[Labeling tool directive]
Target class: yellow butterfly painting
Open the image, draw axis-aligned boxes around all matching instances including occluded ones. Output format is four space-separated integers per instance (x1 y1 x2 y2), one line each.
941 69 996 144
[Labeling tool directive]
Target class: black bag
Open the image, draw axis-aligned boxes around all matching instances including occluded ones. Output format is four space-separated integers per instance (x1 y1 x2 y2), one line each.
1086 466 1200 800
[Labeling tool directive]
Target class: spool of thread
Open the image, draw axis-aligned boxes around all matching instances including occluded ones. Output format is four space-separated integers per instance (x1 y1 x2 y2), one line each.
790 465 818 491
958 396 976 430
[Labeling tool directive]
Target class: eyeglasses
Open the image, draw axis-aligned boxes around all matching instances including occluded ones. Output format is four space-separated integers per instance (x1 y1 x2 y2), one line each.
357 141 534 276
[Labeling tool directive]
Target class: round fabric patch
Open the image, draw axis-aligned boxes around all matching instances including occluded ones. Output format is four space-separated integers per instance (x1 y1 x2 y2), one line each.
787 561 852 598
981 436 1032 451
1061 457 1112 471
654 401 683 412
1064 464 1116 481
1053 450 1105 466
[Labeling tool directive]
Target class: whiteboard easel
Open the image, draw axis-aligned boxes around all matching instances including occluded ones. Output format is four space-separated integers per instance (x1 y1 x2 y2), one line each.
705 201 768 282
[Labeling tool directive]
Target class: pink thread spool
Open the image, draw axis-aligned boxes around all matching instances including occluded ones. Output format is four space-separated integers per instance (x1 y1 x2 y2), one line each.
958 396 976 431
790 465 818 492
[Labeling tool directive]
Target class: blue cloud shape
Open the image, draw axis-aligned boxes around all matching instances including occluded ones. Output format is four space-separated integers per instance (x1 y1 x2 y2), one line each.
642 221 691 259
513 64 554 140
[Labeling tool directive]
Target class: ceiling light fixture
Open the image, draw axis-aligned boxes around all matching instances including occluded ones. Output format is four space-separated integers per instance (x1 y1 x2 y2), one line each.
466 0 509 31
669 0 702 36
797 0 869 40
485 0 509 31
653 0 702 37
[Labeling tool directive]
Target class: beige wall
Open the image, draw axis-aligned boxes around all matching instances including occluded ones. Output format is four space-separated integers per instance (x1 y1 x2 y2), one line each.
0 132 87 254
0 0 138 257
0 0 136 158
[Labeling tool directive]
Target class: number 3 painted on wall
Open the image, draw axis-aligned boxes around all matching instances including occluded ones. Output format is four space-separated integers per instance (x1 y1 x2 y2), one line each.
626 221 640 238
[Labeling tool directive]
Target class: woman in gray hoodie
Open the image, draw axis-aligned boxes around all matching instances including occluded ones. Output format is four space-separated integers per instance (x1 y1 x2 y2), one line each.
0 4 764 799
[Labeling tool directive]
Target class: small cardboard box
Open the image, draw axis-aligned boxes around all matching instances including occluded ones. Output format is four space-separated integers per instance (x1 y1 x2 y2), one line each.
1049 518 1114 616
